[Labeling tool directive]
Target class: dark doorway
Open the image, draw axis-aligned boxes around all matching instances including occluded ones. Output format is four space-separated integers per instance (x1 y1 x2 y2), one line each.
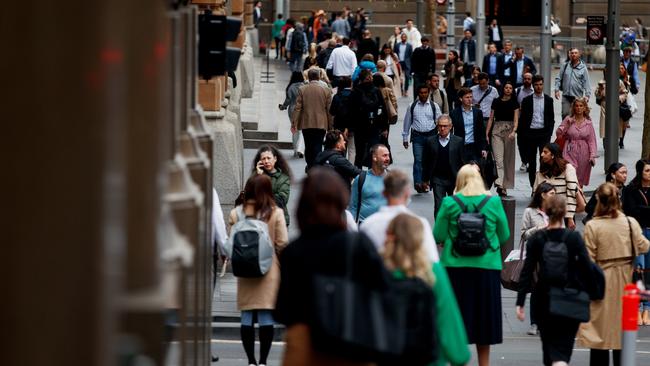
486 0 541 27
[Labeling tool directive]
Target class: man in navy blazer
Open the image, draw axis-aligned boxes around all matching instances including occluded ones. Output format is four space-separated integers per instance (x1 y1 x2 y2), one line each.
394 33 414 97
450 87 487 163
518 75 555 187
503 46 536 87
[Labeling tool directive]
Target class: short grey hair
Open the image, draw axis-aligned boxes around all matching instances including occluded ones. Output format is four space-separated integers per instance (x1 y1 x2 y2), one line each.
307 68 320 81
436 114 451 124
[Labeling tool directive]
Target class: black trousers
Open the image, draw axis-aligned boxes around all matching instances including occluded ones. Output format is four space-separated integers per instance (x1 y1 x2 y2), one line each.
589 349 621 366
302 128 326 170
432 177 454 218
519 133 551 188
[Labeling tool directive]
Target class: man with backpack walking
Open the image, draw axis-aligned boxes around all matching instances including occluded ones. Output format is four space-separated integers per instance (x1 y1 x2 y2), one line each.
402 85 442 193
287 22 308 72
350 69 388 168
348 144 390 223
313 129 361 189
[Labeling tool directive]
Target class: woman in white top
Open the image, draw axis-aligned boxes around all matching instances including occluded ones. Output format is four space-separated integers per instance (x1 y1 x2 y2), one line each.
380 43 402 98
520 182 556 336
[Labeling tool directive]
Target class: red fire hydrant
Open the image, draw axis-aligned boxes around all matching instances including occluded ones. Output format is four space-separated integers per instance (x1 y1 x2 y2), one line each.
621 284 640 366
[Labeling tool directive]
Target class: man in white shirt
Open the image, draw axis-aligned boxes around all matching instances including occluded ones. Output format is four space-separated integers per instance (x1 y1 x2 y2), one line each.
402 19 422 48
470 72 499 122
326 36 357 87
360 170 439 263
402 85 442 193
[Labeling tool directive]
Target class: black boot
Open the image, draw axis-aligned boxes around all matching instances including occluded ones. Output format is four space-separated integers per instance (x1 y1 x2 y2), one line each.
619 137 625 149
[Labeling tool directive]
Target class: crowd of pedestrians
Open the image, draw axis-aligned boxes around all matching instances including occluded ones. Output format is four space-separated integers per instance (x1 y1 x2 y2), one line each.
216 11 650 366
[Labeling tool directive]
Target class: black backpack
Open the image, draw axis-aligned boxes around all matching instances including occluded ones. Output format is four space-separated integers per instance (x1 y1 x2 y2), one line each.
451 195 493 256
291 29 306 53
542 231 571 286
358 87 382 120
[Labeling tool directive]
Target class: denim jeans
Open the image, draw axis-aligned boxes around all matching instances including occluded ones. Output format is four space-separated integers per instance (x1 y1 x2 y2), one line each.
411 130 435 185
241 309 275 326
636 227 650 311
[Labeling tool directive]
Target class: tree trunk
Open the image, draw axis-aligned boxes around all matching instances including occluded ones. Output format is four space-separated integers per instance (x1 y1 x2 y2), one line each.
643 66 650 159
428 0 440 49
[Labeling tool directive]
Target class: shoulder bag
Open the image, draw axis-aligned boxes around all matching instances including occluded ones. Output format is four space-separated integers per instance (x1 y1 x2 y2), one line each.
310 234 437 363
546 231 591 322
500 235 527 291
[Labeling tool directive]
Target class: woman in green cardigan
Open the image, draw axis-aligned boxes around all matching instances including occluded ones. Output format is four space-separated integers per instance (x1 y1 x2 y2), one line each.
434 164 510 366
252 145 293 226
384 213 471 366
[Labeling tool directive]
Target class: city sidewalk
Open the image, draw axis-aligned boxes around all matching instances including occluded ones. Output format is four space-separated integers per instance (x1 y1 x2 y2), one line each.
213 56 650 344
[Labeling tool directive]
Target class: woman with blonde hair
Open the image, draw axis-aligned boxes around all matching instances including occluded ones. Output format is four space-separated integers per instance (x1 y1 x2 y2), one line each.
577 182 650 365
384 213 470 366
434 164 510 366
302 43 330 85
555 97 597 187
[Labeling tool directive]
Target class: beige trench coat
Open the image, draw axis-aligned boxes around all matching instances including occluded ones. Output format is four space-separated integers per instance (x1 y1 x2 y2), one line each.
228 204 288 310
577 213 650 350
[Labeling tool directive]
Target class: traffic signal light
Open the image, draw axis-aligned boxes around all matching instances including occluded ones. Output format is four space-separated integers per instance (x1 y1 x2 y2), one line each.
198 11 242 79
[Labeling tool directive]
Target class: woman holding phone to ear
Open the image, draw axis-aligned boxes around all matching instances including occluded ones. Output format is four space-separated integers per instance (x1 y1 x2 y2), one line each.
251 145 293 226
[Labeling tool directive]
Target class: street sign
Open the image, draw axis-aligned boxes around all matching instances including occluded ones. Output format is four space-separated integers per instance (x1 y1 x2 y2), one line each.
587 16 606 45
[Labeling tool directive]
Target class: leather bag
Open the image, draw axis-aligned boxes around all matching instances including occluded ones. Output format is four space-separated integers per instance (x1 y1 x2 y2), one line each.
548 286 591 322
309 234 437 363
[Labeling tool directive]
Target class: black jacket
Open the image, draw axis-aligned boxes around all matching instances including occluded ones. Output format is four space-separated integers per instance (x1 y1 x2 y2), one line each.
622 185 650 228
449 106 487 151
274 229 389 326
411 46 436 76
518 94 555 137
350 82 388 134
458 38 476 64
422 134 465 184
357 38 378 62
503 56 537 85
481 52 503 78
516 229 593 308
313 149 362 188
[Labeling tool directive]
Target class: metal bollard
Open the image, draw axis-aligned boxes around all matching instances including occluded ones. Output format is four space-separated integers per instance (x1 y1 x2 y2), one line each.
621 284 640 366
500 197 516 263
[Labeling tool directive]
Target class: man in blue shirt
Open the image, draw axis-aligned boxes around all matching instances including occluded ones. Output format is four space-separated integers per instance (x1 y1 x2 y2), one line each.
481 42 503 87
450 87 487 163
348 144 390 223
402 85 442 193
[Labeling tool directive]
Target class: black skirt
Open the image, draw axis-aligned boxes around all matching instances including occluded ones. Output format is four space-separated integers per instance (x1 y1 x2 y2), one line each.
446 267 503 345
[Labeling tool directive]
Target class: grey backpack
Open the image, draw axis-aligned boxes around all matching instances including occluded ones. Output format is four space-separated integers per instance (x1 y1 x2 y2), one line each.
224 207 274 278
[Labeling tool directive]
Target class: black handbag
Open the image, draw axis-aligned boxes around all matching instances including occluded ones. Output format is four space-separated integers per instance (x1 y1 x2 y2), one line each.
619 102 632 121
310 234 436 363
479 149 498 189
548 286 591 322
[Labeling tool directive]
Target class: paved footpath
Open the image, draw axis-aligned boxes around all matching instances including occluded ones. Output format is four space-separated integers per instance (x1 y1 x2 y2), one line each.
211 57 650 365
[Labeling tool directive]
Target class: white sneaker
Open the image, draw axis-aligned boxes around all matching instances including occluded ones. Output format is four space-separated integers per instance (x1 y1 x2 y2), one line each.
519 162 528 172
527 324 538 335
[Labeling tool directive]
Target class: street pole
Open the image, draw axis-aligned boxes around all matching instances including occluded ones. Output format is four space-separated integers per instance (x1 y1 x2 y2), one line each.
541 0 552 95
417 0 424 33
605 0 620 168
446 0 456 52
476 0 485 65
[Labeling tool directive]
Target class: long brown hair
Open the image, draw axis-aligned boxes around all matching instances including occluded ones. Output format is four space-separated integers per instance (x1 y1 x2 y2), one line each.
594 182 621 218
383 214 435 286
296 167 348 231
243 174 276 221
539 143 568 178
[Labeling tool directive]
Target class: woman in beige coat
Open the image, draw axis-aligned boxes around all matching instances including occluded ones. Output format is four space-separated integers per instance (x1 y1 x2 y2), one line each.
577 182 650 366
228 174 288 366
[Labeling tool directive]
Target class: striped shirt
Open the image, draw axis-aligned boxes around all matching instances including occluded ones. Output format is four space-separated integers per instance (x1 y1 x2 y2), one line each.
533 163 579 219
